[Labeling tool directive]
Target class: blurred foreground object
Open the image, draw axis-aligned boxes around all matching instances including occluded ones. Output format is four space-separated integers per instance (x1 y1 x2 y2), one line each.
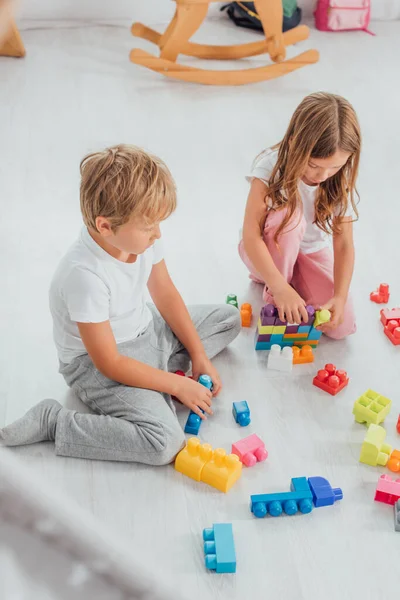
0 0 25 57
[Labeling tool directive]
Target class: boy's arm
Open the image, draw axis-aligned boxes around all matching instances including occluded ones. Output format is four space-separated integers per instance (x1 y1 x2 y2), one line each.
147 260 222 394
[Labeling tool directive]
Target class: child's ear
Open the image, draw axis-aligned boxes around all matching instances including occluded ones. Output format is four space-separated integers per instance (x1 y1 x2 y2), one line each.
95 216 113 237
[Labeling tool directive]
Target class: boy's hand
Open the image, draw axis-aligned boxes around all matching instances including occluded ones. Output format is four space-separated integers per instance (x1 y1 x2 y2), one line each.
319 296 345 331
174 376 213 419
272 283 309 324
191 353 222 397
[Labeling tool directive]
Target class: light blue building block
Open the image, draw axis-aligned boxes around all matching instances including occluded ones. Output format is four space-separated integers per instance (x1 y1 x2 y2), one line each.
270 334 284 344
203 523 236 573
298 325 311 334
250 477 313 518
184 374 213 434
255 341 272 350
232 401 251 427
307 327 323 341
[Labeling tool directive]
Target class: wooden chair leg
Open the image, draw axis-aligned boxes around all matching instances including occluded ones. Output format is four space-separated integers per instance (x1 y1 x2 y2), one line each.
254 0 285 62
160 3 209 62
0 16 25 57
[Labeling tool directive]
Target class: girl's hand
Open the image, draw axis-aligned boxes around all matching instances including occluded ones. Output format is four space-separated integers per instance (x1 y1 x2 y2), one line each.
173 376 213 419
319 296 345 331
191 353 222 397
272 283 309 324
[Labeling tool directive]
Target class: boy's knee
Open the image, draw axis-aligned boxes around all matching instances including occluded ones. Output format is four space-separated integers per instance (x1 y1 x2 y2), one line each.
150 422 185 466
222 304 242 336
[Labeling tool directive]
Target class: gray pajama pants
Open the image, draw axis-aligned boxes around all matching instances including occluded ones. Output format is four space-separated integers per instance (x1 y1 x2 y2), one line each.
56 304 241 466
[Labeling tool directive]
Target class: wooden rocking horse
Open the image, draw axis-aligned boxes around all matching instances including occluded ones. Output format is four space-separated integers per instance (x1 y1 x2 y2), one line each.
0 11 25 58
130 0 319 86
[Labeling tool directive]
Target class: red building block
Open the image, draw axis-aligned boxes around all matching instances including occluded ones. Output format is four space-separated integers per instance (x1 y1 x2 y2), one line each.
370 283 390 304
312 364 349 396
380 308 400 327
374 474 400 505
384 320 400 346
388 449 400 473
397 415 400 434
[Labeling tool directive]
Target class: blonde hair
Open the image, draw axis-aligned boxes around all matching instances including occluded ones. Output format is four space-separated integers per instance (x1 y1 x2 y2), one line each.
261 92 361 243
80 144 177 232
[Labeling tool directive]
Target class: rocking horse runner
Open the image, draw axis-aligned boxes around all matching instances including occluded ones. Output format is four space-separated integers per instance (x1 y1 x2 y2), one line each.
130 0 319 86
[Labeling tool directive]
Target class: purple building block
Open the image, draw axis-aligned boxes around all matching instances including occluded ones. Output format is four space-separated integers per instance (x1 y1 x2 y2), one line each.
260 304 277 325
286 325 299 334
257 334 272 342
305 305 315 325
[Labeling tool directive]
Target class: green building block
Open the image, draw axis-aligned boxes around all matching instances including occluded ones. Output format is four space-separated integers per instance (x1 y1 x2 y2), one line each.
353 389 392 426
226 294 238 309
359 424 392 466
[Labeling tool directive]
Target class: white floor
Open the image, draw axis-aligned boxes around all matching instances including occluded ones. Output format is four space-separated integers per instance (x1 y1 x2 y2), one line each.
1 17 400 600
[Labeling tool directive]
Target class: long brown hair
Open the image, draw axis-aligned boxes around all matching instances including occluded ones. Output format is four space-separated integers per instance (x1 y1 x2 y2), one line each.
262 92 361 243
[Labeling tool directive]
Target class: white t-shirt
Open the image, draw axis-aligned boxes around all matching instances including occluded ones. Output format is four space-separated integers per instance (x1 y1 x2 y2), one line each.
247 148 353 254
49 227 164 364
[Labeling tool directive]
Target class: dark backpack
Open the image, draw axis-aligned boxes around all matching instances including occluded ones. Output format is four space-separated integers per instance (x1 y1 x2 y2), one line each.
221 1 302 33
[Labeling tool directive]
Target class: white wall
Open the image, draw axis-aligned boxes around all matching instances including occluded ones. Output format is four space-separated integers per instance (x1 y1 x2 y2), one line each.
17 0 400 22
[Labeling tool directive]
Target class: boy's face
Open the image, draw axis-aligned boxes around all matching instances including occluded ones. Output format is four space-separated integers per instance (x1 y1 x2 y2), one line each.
96 216 162 256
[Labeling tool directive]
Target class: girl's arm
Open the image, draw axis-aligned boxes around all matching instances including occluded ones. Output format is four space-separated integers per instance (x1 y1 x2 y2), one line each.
321 217 355 330
242 178 308 323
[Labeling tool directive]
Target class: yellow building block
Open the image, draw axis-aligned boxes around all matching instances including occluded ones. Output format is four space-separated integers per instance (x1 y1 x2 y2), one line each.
313 309 331 328
257 318 273 335
359 424 392 467
272 326 286 334
353 389 392 426
201 448 242 493
175 437 213 481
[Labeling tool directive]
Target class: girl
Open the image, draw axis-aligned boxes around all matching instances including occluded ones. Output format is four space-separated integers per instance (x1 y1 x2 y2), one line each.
239 92 360 339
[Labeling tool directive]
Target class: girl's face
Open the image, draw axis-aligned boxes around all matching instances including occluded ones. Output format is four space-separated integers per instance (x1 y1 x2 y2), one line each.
302 149 351 186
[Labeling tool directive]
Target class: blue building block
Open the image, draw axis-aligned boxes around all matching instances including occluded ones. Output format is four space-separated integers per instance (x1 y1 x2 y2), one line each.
250 477 313 518
298 325 311 334
307 327 323 341
184 374 213 434
203 523 236 573
255 341 272 350
270 334 284 344
232 401 251 427
308 477 343 507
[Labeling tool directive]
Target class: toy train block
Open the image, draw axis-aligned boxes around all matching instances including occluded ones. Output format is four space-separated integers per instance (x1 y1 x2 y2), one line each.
232 401 251 427
313 309 331 328
387 449 400 473
307 477 343 507
370 283 390 304
232 433 267 467
184 374 213 435
395 500 400 532
240 303 252 327
384 319 400 346
175 437 214 481
201 448 242 493
380 307 400 327
359 424 392 467
250 477 313 518
267 345 293 372
203 523 236 573
374 474 400 506
226 294 238 309
353 389 392 426
292 345 314 364
313 364 349 396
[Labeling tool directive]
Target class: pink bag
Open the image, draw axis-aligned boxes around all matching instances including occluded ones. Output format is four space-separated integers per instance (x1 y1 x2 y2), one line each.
314 0 374 35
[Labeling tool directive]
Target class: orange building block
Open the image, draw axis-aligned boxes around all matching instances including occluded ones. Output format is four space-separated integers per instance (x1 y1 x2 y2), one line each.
240 303 252 327
201 448 242 493
388 449 400 473
283 333 308 339
292 345 314 364
175 437 213 481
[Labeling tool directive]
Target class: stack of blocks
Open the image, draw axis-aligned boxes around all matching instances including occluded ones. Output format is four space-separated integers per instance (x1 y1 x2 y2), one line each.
255 304 328 350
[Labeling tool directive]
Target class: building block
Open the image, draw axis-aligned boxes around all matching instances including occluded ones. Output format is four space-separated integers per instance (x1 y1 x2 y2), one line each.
313 364 349 396
201 448 242 493
259 303 277 325
175 437 214 481
175 438 242 492
294 340 318 347
272 325 286 334
257 333 272 342
255 341 272 350
353 390 392 426
370 283 389 304
307 327 323 341
374 474 400 505
292 345 314 365
395 500 400 531
387 449 400 473
397 415 400 434
380 307 400 327
313 309 331 328
226 294 238 309
232 401 251 427
308 477 343 507
283 332 308 339
257 320 274 335
267 345 293 372
269 334 284 344
384 320 400 346
240 303 252 327
184 374 213 435
232 433 268 467
203 523 236 573
359 424 392 467
286 324 299 334
250 477 313 518
305 305 316 325
298 325 311 334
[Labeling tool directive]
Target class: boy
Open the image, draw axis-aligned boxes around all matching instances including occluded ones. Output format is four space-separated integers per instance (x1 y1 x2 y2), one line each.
1 145 241 465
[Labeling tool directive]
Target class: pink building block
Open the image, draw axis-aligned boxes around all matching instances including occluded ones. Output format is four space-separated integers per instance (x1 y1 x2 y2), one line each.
374 474 400 505
231 434 268 467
